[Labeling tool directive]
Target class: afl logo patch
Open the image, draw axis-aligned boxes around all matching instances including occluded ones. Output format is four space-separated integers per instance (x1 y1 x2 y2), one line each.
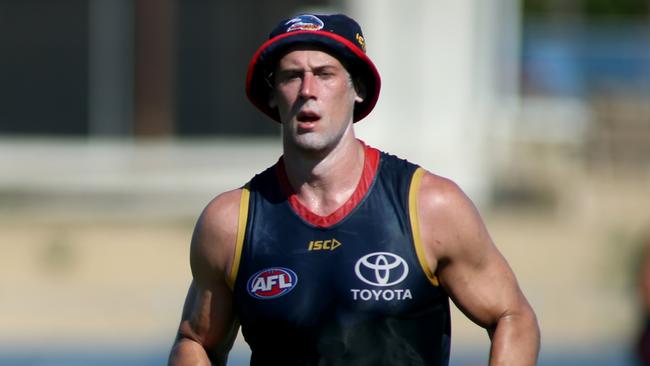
285 14 324 32
354 252 409 287
247 267 298 299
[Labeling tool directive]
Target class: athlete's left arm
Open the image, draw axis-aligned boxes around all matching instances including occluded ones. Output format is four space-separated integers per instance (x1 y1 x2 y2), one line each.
416 171 540 366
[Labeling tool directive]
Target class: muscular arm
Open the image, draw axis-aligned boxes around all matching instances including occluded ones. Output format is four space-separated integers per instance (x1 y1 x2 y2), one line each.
168 190 243 366
417 172 540 365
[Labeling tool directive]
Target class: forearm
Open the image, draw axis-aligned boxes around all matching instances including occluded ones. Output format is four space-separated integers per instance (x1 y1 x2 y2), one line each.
168 337 213 366
488 309 540 366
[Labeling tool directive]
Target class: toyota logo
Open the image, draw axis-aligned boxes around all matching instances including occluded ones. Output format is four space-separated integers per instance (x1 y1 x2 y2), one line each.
354 252 409 287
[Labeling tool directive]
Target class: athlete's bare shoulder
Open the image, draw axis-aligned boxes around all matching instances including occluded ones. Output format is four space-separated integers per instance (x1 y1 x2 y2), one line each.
417 170 477 221
416 170 491 265
417 171 467 209
191 188 244 283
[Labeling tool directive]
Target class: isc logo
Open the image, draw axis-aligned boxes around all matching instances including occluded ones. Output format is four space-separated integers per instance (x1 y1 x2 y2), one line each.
247 267 298 299
308 239 342 251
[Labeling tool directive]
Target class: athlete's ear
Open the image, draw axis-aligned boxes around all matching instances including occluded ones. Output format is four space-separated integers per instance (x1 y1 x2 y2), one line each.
352 75 366 104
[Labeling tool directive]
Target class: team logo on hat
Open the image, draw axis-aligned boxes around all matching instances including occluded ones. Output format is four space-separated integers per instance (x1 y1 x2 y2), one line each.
355 33 366 52
285 14 324 32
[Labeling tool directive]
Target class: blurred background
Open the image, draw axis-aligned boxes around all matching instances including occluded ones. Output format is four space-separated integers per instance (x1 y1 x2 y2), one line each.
1 0 649 365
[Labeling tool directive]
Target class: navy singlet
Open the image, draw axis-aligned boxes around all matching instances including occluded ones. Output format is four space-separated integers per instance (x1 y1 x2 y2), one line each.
229 142 451 366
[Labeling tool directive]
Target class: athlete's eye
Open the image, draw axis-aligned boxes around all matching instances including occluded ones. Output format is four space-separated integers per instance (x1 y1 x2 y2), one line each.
316 71 334 79
276 71 302 84
315 68 337 80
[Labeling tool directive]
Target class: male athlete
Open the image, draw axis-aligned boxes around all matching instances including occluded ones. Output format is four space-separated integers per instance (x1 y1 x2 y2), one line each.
168 14 540 365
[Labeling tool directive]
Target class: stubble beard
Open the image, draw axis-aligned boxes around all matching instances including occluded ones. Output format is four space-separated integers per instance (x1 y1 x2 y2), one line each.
282 121 349 159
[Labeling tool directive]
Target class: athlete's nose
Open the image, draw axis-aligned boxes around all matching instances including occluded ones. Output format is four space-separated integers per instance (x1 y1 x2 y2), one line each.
299 72 316 99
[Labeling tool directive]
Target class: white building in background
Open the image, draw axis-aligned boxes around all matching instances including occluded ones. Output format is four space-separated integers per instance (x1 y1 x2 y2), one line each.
346 0 522 207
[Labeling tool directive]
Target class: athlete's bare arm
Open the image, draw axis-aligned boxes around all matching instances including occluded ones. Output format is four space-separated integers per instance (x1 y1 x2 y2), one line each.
168 190 242 366
417 172 540 365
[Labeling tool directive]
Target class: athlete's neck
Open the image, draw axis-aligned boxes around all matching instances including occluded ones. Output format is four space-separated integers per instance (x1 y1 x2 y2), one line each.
282 135 365 216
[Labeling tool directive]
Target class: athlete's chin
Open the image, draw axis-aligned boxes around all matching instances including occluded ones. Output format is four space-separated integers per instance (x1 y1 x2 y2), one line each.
289 135 333 156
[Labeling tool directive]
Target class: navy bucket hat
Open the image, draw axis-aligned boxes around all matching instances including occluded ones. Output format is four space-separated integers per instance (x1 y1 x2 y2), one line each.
245 14 381 123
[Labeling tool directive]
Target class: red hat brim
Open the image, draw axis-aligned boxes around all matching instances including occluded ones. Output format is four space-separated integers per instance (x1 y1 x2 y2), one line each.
245 30 381 123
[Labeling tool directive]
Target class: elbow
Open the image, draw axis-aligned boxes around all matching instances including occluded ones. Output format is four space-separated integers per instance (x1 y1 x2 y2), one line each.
521 303 541 341
168 337 211 366
490 303 541 343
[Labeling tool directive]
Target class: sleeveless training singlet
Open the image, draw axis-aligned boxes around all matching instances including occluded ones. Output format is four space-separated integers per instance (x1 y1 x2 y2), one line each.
229 142 451 366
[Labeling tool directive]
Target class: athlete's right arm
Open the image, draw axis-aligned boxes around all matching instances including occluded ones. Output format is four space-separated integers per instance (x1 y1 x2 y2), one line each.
168 189 243 366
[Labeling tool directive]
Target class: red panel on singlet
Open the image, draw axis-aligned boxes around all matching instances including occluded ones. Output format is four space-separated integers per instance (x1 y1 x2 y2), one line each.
276 142 380 228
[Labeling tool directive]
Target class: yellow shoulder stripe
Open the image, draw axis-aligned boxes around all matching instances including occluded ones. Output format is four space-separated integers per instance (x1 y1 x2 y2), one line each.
408 168 439 287
227 186 250 290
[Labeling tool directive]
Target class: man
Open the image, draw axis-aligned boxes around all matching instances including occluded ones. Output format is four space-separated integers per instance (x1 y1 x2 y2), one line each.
169 13 540 366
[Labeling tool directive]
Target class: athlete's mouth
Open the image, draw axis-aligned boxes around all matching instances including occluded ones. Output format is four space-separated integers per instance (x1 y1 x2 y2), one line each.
296 111 321 123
